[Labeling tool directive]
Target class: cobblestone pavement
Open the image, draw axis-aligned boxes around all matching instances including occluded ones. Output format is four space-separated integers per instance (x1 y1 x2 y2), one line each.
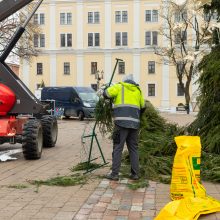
0 113 219 219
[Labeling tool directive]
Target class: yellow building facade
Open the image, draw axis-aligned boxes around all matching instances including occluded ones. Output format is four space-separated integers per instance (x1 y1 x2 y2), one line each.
20 0 198 111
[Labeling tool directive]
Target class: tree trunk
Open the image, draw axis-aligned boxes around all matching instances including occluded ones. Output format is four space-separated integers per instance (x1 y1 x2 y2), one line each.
185 82 191 114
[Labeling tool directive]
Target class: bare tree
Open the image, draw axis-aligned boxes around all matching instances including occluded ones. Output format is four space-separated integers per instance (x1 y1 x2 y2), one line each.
155 0 217 113
0 3 41 61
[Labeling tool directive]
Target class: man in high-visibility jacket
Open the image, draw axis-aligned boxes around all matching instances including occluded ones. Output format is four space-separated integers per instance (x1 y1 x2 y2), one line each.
103 74 146 181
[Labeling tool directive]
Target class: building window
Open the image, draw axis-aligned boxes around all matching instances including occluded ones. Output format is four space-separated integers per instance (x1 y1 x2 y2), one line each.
39 34 45 47
94 12 100 23
115 11 121 23
64 62 70 75
145 31 158 46
115 32 127 46
88 33 100 47
34 34 38 47
118 61 125 74
145 10 158 22
34 13 45 25
67 34 72 47
115 11 128 23
60 33 72 47
67 13 72 24
148 61 155 74
175 30 187 44
34 34 45 47
88 12 100 24
39 13 45 25
34 14 38 24
37 63 43 75
91 62 97 74
148 84 155 96
177 83 184 96
60 13 72 25
174 10 187 22
152 31 158 45
204 11 218 21
60 13 65 24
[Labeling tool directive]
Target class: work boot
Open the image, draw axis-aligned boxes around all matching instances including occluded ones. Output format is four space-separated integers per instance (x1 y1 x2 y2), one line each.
129 174 139 180
105 173 119 181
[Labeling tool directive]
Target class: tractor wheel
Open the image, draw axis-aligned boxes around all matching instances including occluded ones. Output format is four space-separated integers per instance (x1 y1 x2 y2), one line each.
78 111 84 121
64 109 70 119
41 115 58 148
22 119 43 160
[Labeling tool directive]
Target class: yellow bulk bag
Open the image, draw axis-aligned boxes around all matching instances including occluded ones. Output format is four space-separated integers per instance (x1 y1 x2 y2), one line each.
154 196 220 220
170 136 206 200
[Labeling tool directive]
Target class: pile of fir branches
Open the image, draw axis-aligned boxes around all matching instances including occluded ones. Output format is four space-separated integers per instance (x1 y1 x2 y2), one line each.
95 95 220 183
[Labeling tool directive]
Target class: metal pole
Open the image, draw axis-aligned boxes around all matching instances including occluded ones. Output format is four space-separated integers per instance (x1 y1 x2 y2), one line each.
108 58 123 87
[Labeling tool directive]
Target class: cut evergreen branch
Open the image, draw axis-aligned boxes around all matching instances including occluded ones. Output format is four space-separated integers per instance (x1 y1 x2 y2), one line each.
127 179 149 190
7 184 28 189
28 173 88 187
189 45 220 154
70 162 102 172
94 97 113 136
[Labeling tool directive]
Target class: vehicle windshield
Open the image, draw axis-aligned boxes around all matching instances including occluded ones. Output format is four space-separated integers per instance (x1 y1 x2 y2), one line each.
78 92 98 102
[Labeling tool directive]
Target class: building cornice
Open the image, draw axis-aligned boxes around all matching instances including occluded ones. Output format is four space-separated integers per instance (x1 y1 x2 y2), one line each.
37 47 159 54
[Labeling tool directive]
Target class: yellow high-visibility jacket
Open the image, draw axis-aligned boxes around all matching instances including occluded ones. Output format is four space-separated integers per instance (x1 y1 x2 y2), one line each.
105 81 145 129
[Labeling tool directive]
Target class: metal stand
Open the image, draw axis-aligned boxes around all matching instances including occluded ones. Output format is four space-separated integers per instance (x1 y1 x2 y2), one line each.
82 58 123 173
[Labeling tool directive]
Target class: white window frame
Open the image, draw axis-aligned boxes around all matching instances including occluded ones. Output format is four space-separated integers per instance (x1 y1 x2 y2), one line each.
60 12 72 25
36 62 43 75
60 33 72 47
88 33 100 47
34 13 45 25
176 82 185 97
115 10 128 23
64 62 70 75
118 61 125 74
88 11 100 24
145 10 158 22
145 31 158 46
33 34 45 48
148 61 156 74
147 82 157 97
115 32 128 46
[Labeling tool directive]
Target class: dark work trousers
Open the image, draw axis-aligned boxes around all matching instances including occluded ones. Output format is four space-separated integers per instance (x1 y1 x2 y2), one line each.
112 125 139 176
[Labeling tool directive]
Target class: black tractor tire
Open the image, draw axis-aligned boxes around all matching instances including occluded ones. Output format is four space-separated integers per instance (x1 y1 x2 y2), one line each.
41 115 58 148
78 111 84 121
64 109 70 119
22 119 43 160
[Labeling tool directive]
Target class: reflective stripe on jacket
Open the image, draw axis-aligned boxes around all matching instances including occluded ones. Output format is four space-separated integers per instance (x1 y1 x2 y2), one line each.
105 82 145 129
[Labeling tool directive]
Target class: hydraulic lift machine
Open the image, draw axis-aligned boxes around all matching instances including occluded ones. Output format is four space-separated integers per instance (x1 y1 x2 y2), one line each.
0 0 58 159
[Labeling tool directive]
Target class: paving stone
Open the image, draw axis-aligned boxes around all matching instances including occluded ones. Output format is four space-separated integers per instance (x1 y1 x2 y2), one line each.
107 204 120 211
89 212 103 219
120 179 128 184
131 205 142 211
115 216 128 220
93 206 106 212
53 211 76 220
100 197 112 203
78 208 92 215
117 210 130 216
111 199 121 205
